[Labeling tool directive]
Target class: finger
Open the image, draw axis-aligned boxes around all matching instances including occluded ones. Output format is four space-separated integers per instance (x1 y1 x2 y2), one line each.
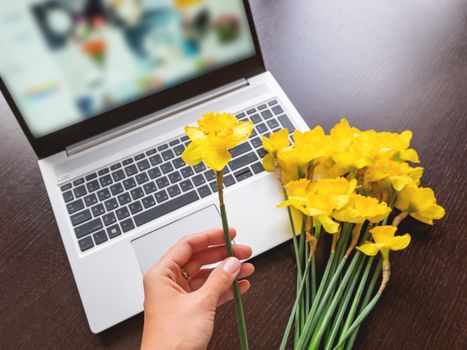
160 228 236 267
183 244 252 276
189 263 255 291
218 280 251 306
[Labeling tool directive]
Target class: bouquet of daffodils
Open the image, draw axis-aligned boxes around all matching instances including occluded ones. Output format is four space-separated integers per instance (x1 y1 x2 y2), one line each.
262 119 445 349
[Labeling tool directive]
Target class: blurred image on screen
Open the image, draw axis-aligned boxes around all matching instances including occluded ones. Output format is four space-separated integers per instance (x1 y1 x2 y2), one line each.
0 0 255 137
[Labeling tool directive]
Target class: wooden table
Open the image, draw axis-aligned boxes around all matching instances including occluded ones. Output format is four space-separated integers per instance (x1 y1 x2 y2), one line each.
1 0 466 348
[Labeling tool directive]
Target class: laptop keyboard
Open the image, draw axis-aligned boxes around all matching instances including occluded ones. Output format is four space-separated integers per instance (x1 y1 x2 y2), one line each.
59 99 296 253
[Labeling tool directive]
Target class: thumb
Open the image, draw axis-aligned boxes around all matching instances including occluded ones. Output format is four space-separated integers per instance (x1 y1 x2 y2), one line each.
200 257 241 302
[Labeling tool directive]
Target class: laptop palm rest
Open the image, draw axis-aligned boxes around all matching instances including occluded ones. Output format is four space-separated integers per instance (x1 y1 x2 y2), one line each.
131 205 220 273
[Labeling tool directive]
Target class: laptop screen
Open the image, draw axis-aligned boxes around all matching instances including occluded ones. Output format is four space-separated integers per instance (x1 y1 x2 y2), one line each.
0 0 256 138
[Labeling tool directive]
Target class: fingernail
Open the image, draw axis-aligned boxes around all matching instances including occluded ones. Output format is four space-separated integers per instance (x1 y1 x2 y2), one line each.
223 257 241 275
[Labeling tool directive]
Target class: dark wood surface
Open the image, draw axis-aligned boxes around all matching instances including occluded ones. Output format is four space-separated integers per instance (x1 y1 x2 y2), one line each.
1 0 466 349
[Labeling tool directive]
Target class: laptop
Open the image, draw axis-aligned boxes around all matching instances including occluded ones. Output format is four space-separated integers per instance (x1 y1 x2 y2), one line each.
0 0 309 333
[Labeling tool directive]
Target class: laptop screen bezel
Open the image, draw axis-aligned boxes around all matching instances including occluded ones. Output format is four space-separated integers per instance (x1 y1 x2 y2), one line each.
0 0 265 159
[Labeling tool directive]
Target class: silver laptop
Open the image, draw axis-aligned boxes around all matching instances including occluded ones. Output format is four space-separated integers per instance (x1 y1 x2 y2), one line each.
0 0 309 333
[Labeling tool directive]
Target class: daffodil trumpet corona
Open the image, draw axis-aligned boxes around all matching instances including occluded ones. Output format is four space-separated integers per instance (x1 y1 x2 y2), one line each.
262 119 445 349
182 112 253 350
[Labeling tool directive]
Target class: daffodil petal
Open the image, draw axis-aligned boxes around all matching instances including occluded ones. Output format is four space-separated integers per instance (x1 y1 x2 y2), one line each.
185 126 206 140
319 215 339 234
203 145 231 171
388 233 411 251
262 153 276 172
181 139 207 166
356 242 380 256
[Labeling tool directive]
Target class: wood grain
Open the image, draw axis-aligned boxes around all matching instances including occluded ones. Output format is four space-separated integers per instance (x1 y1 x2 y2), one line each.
1 0 466 349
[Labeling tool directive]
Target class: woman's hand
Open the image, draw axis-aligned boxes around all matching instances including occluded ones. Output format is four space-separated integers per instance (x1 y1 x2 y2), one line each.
141 228 254 350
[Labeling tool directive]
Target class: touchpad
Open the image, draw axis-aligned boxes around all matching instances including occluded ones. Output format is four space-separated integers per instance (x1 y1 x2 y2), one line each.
131 206 220 273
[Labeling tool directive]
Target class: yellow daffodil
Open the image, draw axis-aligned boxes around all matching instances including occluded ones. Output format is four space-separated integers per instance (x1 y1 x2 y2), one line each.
311 177 357 210
291 127 332 166
365 129 420 163
331 132 374 170
312 158 348 181
357 225 411 259
182 112 253 171
329 118 361 152
333 194 391 224
261 128 290 172
364 158 423 191
395 185 445 224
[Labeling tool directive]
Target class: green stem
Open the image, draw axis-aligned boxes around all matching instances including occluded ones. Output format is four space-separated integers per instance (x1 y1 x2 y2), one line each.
279 261 311 350
324 255 365 350
344 258 382 350
307 252 362 350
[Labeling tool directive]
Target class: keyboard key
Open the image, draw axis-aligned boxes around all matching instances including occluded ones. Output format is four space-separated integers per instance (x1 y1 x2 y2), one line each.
107 224 121 238
230 152 258 171
112 169 126 182
234 168 253 181
60 183 72 192
257 148 267 158
209 181 218 193
84 193 97 207
110 183 124 196
135 153 145 160
267 119 280 129
251 137 262 148
91 203 105 217
130 187 145 200
142 195 156 208
278 114 295 132
272 105 284 115
134 191 199 226
146 148 157 156
124 164 138 176
135 172 149 184
250 114 262 124
230 142 252 157
143 181 157 194
157 144 169 151
194 163 206 173
261 110 273 119
148 167 161 179
137 159 150 171
71 209 92 226
86 180 100 193
167 184 181 197
224 175 236 187
63 191 74 203
251 162 265 174
149 154 162 166
258 104 267 110
256 123 268 134
192 174 205 186
236 112 246 118
67 199 84 214
117 192 132 206
123 177 137 190
173 144 185 156
198 185 211 198
73 178 84 186
168 171 182 183
110 163 122 171
78 236 94 252
169 139 180 146
120 218 135 233
98 168 109 176
156 176 169 189
102 212 117 226
104 198 118 211
180 179 193 192
75 218 103 239
93 230 108 245
181 167 194 178
129 201 143 214
97 188 111 201
180 135 189 142
122 158 133 165
154 190 169 203
161 163 174 174
73 185 87 198
99 175 113 187
116 207 130 220
172 158 185 169
204 170 216 181
85 173 97 181
247 108 256 115
268 99 278 106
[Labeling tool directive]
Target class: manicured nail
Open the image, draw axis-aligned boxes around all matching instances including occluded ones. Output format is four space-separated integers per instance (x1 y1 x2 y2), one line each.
223 257 241 275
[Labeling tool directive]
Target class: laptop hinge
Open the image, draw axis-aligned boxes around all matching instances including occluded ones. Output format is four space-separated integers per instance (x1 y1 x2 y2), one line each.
66 78 249 156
